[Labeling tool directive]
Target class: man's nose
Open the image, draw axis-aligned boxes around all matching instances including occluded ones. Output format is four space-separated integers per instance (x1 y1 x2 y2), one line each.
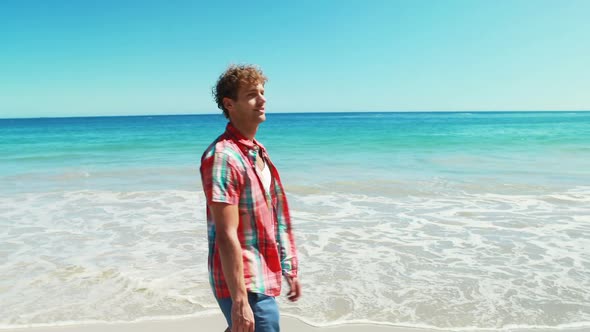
258 94 266 103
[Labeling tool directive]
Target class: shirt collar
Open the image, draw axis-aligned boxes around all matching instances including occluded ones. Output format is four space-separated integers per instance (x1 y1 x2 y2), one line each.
225 122 266 152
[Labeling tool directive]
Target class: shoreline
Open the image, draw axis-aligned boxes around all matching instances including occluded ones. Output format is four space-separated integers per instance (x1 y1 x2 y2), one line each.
0 315 424 332
2 314 589 332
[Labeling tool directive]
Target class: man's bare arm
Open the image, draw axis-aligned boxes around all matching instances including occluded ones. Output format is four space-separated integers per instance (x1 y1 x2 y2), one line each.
209 202 254 332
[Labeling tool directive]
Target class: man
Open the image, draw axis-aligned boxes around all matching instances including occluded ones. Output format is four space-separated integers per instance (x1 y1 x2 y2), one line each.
200 64 301 332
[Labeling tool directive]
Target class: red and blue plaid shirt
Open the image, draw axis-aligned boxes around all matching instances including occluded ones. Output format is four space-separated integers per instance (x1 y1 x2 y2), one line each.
200 123 298 299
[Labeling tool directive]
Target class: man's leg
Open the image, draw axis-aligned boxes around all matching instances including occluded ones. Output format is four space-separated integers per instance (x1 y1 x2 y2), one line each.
216 297 232 328
249 293 280 332
216 293 280 332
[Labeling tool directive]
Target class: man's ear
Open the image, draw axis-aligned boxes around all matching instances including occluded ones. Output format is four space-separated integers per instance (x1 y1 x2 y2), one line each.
223 97 234 112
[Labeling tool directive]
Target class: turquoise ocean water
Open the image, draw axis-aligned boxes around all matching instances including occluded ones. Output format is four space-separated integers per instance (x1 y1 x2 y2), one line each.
1 112 589 329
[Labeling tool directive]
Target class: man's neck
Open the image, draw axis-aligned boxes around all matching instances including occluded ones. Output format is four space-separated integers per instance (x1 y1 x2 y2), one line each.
231 122 258 141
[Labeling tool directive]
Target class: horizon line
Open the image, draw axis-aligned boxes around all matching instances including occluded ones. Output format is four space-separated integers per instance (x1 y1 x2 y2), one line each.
1 109 589 120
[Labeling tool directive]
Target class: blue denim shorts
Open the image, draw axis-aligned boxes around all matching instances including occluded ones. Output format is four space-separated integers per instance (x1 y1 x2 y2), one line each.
216 292 280 332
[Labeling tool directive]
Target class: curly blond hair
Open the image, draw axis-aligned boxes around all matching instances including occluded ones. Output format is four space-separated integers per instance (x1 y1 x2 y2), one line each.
213 64 268 119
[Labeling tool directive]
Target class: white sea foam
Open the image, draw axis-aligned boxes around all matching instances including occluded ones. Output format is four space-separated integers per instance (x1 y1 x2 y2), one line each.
281 185 590 328
1 185 590 329
1 190 215 326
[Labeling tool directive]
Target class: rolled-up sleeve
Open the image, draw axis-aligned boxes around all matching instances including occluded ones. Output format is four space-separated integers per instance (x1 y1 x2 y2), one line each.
275 194 298 278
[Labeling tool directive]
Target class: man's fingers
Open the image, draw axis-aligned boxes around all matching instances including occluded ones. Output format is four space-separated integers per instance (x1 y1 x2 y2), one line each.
232 318 254 332
231 322 248 332
287 277 301 302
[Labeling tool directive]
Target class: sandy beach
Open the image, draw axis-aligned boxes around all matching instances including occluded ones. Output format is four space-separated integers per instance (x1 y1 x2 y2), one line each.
2 315 588 332
1 315 422 332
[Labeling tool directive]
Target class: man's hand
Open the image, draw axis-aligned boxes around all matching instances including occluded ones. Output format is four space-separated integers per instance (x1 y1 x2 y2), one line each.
231 298 255 332
286 276 301 302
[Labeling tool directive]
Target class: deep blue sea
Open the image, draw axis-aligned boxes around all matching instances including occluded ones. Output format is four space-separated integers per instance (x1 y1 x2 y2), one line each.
1 112 589 330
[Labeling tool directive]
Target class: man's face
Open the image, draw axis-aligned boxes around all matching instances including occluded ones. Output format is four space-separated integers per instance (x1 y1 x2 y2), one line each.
225 83 266 127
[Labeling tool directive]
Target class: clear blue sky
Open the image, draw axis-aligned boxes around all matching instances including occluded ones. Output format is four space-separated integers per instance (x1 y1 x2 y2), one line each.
1 0 589 118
